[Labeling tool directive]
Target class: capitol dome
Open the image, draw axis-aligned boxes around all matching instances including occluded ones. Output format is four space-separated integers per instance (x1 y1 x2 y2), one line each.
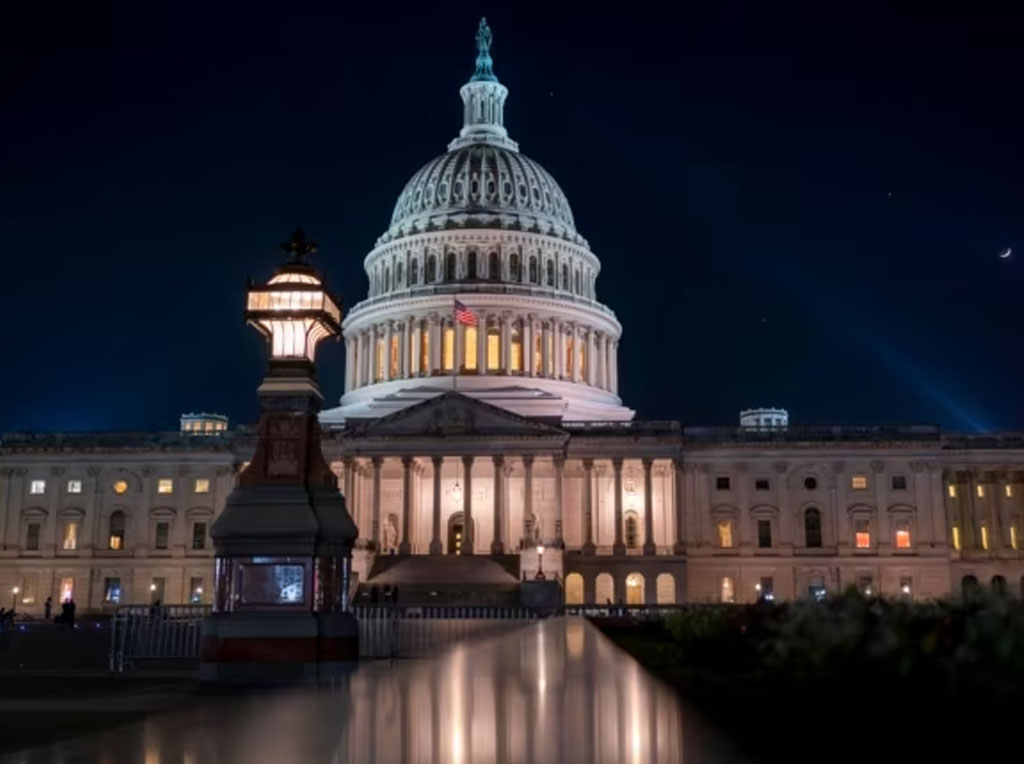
321 19 633 426
384 144 582 246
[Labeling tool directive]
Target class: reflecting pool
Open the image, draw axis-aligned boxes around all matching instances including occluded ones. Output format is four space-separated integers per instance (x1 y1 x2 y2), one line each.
7 618 739 763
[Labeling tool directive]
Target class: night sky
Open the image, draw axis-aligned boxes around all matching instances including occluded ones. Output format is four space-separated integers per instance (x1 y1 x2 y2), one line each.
2 1 1022 433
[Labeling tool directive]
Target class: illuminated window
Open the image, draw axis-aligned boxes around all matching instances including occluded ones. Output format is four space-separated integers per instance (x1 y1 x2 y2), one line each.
108 511 125 550
578 335 586 378
511 323 523 372
1006 484 1014 498
464 325 478 371
113 480 127 495
157 478 173 494
1011 524 1018 550
442 326 455 371
375 338 384 381
980 524 989 550
952 524 961 551
624 513 639 548
855 519 871 549
389 335 399 378
717 520 733 548
851 475 868 490
948 483 957 498
564 335 573 377
104 577 122 603
19 574 37 605
895 524 911 549
757 577 774 602
720 576 735 603
30 480 45 495
194 478 210 493
486 326 500 370
59 577 74 603
192 522 207 550
190 577 204 604
155 522 170 550
62 521 78 551
533 331 542 375
25 522 40 551
67 480 82 494
976 484 985 499
420 328 429 372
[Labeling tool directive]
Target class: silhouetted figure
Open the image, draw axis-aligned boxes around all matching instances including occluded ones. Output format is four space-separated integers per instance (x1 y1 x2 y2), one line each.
0 608 6 631
67 599 76 627
44 596 52 621
392 586 399 604
149 599 161 619
370 585 379 604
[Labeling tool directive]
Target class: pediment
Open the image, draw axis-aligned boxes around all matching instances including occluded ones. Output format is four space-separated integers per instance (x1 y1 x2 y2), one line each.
349 392 567 439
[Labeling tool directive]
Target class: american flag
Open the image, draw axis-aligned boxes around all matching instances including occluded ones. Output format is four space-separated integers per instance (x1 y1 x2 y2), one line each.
454 299 477 326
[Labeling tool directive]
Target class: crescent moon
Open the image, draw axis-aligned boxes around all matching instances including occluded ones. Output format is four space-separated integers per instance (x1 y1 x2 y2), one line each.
1000 248 1012 259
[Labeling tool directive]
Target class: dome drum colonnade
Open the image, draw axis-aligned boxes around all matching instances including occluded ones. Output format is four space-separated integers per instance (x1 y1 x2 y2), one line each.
324 18 631 424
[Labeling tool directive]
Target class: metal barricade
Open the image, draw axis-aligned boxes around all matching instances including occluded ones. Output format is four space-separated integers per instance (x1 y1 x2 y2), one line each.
109 604 210 672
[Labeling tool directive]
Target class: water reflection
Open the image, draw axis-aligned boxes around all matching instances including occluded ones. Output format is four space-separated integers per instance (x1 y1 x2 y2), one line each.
6 618 737 763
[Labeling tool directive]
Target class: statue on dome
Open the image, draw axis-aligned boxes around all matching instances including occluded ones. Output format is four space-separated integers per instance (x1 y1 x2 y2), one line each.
471 17 497 82
476 17 492 55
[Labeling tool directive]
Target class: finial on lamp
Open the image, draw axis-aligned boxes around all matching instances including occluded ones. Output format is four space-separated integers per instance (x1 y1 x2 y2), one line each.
278 227 318 263
471 17 497 82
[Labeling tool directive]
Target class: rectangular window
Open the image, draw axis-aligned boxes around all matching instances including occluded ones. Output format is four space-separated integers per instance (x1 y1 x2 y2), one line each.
59 576 74 603
534 331 542 375
192 522 207 550
952 524 961 551
20 574 38 605
855 519 871 549
717 520 733 548
486 328 500 370
62 521 79 551
754 478 770 491
720 576 735 603
899 576 913 598
809 579 827 602
757 519 772 548
464 325 478 371
190 577 204 604
150 577 165 604
157 478 173 494
895 525 911 549
104 577 122 603
1006 484 1014 499
26 522 40 551
891 475 907 491
420 328 429 372
976 484 985 499
948 483 957 498
851 475 868 490
30 480 45 494
980 524 989 550
194 478 210 494
715 476 731 491
443 326 456 371
757 577 774 602
155 522 170 550
67 479 82 494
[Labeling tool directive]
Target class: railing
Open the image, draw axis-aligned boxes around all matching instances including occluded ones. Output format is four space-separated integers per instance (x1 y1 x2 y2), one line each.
562 603 688 617
109 604 210 672
108 604 538 670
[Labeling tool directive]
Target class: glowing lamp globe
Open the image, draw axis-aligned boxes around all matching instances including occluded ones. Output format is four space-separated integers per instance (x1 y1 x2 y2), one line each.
245 228 342 364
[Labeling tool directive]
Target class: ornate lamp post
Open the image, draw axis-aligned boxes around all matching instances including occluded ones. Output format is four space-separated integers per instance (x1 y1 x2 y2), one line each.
535 544 545 580
201 228 359 683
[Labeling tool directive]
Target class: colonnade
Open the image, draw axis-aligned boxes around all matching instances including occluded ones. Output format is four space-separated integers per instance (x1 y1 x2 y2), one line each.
344 313 619 394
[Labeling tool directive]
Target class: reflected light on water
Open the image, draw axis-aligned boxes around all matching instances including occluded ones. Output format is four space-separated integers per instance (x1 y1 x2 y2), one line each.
6 617 735 763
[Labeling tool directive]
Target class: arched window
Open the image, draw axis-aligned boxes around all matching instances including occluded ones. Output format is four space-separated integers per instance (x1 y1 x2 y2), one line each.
467 251 477 279
561 264 569 289
445 253 456 281
108 511 125 551
486 325 500 371
510 321 523 372
488 251 499 279
961 574 980 599
992 574 1007 595
625 573 644 605
546 260 554 286
510 253 521 281
528 256 538 283
410 258 419 285
426 254 437 282
595 573 614 605
565 573 584 605
656 574 676 605
805 508 822 548
720 576 735 603
717 520 733 548
442 324 455 371
624 512 639 548
396 262 404 286
464 325 478 372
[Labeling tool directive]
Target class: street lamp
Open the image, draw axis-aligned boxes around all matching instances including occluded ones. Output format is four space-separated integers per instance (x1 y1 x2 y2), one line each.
535 544 545 580
11 586 19 611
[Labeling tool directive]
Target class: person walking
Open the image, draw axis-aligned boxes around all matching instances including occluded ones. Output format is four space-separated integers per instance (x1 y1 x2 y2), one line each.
44 596 52 621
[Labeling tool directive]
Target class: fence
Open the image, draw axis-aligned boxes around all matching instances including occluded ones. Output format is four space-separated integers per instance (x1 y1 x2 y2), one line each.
109 604 538 670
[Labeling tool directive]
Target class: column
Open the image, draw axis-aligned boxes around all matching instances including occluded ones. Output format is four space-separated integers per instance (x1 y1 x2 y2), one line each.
525 315 535 377
428 314 441 374
523 456 535 544
642 457 656 554
400 319 410 378
570 324 580 383
345 336 355 391
542 321 552 378
554 321 564 380
477 310 488 372
384 322 394 381
612 457 625 555
586 327 595 385
610 341 619 394
455 313 465 373
582 459 595 555
491 456 505 554
501 312 512 374
672 457 685 554
430 456 443 554
554 456 565 545
399 456 413 554
462 456 475 554
602 334 611 390
412 318 422 377
371 456 383 549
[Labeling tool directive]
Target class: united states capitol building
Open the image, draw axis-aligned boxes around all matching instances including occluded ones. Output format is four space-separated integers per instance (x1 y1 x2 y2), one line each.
2 21 1022 614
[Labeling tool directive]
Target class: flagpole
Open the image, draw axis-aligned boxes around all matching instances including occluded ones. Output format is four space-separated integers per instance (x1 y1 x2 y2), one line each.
452 296 458 393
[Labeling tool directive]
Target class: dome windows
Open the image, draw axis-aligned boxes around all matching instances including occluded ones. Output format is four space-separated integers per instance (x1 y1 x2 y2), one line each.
546 260 554 286
528 256 538 284
488 252 499 280
410 258 419 285
467 251 478 279
509 253 521 282
426 254 437 282
445 253 456 282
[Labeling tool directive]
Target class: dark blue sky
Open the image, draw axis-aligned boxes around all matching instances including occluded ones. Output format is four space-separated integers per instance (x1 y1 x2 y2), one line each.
2 1 1022 432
